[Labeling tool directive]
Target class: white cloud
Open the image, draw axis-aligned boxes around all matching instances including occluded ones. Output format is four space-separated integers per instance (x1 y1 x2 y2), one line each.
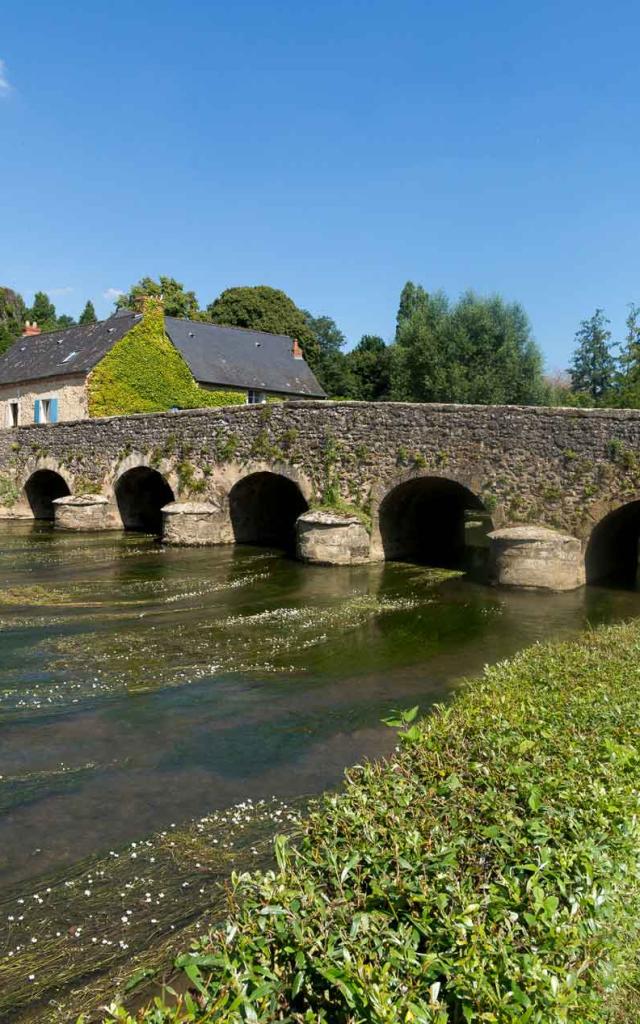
0 60 12 95
103 287 124 301
47 286 74 297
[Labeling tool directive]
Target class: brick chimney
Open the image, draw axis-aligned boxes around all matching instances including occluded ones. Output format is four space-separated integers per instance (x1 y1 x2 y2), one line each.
22 321 41 337
292 338 303 359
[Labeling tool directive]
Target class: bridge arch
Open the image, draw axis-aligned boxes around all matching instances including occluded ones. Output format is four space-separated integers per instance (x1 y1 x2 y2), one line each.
229 470 309 552
376 474 490 568
23 468 71 520
114 466 174 534
585 499 640 585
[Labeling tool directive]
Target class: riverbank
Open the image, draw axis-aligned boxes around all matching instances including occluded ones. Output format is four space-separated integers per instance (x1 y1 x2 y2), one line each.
109 620 640 1023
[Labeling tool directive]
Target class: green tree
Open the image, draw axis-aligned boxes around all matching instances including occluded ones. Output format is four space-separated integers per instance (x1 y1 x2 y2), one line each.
119 276 200 319
79 300 97 325
569 308 616 403
27 291 57 332
395 281 430 340
207 286 319 365
0 287 26 355
390 286 545 405
611 304 640 407
390 289 452 401
56 314 76 329
303 311 354 397
347 335 391 401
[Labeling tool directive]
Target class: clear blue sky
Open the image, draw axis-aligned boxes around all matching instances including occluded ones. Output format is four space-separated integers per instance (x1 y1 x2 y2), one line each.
1 0 639 369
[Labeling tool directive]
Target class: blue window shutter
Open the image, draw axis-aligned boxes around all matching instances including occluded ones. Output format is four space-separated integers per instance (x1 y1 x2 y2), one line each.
34 399 41 424
49 398 58 423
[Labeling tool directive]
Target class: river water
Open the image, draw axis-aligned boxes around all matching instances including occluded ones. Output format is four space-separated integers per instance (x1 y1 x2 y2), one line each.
2 522 640 1018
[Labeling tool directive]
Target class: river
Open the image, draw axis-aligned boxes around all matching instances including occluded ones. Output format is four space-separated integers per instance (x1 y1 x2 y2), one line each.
2 521 640 1020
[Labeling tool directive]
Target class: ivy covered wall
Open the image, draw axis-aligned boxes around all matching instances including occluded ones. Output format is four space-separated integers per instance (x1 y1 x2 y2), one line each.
87 298 246 417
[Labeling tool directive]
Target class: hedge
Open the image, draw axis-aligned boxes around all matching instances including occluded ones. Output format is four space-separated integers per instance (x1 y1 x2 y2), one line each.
105 621 640 1023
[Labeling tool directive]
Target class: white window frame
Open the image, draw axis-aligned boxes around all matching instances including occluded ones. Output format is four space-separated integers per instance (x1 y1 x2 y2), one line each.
247 389 266 405
41 398 52 424
7 401 18 427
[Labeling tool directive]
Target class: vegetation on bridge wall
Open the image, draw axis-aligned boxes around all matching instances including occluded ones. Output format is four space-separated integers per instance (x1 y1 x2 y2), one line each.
87 298 246 417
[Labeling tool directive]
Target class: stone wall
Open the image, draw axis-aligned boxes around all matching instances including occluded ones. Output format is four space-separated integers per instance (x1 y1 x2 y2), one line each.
1 400 640 542
0 374 88 427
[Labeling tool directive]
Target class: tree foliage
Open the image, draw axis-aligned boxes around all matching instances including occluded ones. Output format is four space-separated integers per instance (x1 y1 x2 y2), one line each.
347 335 391 400
79 300 97 325
569 309 616 402
391 286 546 405
0 287 26 355
27 291 58 332
118 276 201 320
303 311 354 397
207 286 319 365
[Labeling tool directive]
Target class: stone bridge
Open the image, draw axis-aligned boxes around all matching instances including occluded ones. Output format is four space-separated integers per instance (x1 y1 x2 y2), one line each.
1 400 640 588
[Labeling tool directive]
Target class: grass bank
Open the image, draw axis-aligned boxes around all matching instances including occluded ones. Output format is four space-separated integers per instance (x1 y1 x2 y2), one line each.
106 621 640 1023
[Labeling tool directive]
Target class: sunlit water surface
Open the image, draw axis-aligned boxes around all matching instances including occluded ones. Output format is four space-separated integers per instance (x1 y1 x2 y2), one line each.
2 521 640 893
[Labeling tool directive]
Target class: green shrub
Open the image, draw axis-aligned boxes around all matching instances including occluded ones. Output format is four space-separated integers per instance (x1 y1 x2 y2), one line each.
107 621 640 1023
0 474 19 506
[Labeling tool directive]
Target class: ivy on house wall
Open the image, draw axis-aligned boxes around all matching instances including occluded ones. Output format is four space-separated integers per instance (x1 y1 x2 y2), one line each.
87 298 247 417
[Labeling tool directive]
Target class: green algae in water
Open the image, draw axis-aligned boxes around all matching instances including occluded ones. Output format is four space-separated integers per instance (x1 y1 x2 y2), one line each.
1 796 306 1023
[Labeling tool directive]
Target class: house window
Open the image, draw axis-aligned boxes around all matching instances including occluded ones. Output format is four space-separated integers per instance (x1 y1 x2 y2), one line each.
247 389 266 405
7 401 18 427
34 398 59 424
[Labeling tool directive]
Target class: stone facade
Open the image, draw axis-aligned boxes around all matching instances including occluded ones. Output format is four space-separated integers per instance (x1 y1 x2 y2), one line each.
2 401 640 550
0 374 88 427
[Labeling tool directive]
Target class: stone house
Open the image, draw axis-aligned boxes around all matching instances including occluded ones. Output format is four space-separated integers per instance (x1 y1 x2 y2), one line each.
0 307 325 426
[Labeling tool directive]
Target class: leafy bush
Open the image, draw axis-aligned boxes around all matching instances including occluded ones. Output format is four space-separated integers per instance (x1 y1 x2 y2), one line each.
0 473 20 506
107 622 640 1022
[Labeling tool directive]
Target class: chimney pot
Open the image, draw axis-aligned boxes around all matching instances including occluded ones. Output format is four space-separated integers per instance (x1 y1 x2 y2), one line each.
22 321 41 337
292 338 303 359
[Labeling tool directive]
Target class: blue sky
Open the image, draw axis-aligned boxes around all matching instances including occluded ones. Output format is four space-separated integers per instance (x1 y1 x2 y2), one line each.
1 0 639 369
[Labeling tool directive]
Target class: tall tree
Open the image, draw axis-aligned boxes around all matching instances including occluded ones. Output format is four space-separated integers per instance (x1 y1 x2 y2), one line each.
119 276 200 319
55 314 76 329
207 286 319 365
0 287 26 355
79 300 97 325
569 309 616 403
303 311 354 396
611 304 640 407
390 286 546 405
391 289 451 401
395 282 430 340
27 291 57 332
347 335 391 401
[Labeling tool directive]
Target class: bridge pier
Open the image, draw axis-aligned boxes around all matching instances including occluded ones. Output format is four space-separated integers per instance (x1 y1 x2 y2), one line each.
488 526 585 591
161 501 233 546
53 494 114 531
296 510 371 565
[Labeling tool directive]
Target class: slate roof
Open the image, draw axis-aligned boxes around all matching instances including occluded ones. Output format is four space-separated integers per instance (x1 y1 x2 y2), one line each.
0 313 326 399
165 317 325 398
0 313 140 385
